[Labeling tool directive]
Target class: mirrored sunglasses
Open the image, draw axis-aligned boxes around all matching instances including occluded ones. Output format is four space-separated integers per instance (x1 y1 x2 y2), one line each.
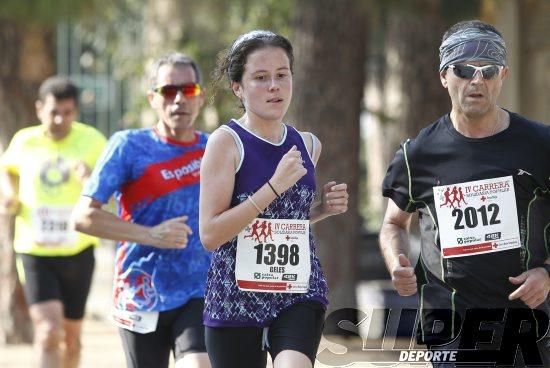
154 83 201 99
447 64 503 80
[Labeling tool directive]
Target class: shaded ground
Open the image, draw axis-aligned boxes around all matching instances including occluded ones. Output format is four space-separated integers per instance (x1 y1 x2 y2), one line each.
1 245 427 368
0 328 429 368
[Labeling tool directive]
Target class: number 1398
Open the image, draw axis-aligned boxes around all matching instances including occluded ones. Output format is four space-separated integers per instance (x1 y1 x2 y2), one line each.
253 243 300 266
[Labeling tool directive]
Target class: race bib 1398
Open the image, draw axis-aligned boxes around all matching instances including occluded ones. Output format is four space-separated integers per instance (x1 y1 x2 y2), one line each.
236 218 311 293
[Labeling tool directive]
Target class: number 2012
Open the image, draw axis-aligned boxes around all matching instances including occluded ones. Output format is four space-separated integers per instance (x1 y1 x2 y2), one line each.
452 204 501 230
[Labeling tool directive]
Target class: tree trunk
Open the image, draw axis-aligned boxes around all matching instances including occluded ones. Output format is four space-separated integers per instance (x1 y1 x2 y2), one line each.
518 0 550 122
142 0 185 59
385 1 450 143
290 0 367 315
365 0 452 229
0 19 54 344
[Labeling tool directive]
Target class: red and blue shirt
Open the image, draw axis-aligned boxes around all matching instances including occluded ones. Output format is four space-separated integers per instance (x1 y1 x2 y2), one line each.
83 127 211 312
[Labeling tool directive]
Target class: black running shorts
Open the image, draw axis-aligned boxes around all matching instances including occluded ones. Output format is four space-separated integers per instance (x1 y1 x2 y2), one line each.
18 246 95 320
118 298 207 368
206 300 326 368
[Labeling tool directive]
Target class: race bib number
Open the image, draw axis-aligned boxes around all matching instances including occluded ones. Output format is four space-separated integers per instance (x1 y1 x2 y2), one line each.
111 307 159 334
434 176 521 258
31 206 77 246
236 218 311 293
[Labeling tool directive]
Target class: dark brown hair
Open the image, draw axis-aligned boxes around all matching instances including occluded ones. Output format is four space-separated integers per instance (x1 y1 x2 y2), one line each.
213 30 294 86
38 76 79 104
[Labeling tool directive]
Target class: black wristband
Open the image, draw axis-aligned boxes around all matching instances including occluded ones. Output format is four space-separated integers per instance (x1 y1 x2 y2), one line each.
542 264 550 277
267 181 280 198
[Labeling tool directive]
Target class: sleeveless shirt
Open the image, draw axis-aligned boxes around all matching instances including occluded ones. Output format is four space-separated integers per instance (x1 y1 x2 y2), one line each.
203 120 329 327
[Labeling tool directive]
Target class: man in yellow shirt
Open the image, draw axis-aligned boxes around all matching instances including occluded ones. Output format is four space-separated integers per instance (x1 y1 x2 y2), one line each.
0 76 106 368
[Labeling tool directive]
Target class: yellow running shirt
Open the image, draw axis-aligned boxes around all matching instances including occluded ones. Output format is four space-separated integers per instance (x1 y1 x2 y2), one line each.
0 122 107 256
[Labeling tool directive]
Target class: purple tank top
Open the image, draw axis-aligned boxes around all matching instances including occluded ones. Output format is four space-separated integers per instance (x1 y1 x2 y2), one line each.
203 120 329 327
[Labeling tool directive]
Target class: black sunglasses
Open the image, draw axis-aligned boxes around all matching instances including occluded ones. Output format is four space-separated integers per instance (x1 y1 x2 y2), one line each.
447 64 503 80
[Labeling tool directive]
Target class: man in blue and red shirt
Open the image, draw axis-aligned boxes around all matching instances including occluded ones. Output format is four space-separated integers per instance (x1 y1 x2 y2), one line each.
72 53 211 368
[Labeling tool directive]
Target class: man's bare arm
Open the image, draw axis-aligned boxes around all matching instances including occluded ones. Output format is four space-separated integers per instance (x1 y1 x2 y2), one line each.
379 199 417 296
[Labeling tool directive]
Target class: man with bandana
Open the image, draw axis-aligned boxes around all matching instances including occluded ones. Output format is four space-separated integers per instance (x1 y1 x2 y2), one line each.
0 76 106 368
380 20 549 367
